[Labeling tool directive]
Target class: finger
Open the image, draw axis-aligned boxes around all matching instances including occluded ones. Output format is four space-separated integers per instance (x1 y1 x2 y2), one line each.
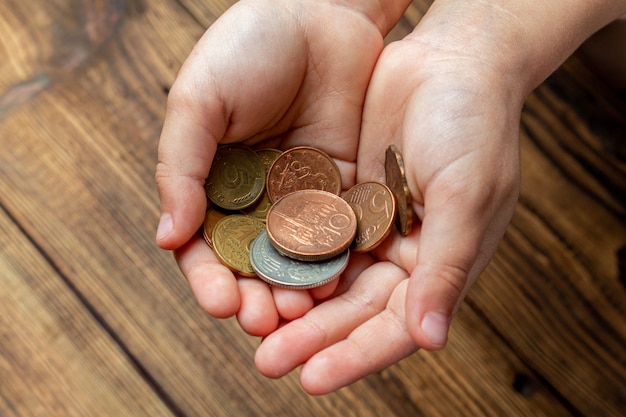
271 287 314 321
237 277 280 337
155 73 226 250
299 280 418 395
254 261 406 378
405 175 517 350
175 236 240 318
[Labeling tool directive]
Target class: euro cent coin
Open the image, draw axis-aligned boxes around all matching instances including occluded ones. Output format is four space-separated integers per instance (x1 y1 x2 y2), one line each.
343 181 396 252
385 144 413 236
250 230 349 289
266 189 357 261
266 146 341 203
211 215 266 277
205 144 265 210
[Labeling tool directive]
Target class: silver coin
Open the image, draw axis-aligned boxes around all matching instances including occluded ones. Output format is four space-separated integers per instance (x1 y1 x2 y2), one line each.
249 230 349 289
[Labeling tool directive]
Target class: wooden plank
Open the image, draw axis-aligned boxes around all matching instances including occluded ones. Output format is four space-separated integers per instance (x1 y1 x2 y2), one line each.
0 206 175 417
0 0 623 416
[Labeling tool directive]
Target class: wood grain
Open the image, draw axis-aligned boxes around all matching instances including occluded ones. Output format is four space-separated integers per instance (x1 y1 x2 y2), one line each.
0 0 624 416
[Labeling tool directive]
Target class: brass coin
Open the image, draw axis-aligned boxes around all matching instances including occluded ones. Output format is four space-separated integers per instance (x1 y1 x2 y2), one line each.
266 146 341 203
385 144 413 236
250 230 349 290
266 189 357 261
343 182 396 252
241 148 282 221
211 215 266 277
202 206 231 249
205 144 265 210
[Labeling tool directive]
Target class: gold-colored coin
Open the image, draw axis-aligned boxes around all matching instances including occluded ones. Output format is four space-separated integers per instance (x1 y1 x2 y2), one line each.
202 206 231 249
385 144 413 236
241 149 282 221
205 144 265 210
211 215 266 277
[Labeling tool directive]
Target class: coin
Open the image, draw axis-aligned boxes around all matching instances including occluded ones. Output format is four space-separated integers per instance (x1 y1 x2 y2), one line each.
385 144 413 236
250 230 349 289
266 189 357 261
241 148 282 220
211 215 266 277
205 144 266 210
266 146 342 203
343 182 396 252
202 206 231 249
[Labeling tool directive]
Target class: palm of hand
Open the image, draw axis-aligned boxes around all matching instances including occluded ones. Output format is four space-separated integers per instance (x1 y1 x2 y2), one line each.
254 38 522 394
159 2 386 340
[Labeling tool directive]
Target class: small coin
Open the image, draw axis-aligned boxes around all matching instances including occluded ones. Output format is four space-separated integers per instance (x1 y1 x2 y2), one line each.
241 148 282 221
205 144 266 210
266 146 342 203
385 144 413 236
266 189 357 261
250 230 349 289
202 206 231 249
211 215 266 277
343 182 396 252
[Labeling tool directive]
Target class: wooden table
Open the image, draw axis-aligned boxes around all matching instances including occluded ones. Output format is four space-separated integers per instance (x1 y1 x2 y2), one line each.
1 1 624 416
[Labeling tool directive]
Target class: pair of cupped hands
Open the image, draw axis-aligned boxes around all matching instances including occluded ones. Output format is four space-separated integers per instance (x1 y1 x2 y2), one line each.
155 0 523 395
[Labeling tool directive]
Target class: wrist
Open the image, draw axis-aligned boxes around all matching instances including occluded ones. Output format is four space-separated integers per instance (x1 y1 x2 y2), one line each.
409 0 626 95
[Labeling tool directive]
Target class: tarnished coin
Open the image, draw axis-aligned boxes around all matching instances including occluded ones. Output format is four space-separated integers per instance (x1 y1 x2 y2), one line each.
343 182 396 252
205 144 265 210
202 206 231 248
211 215 266 277
266 189 357 261
241 148 282 221
250 230 349 289
385 144 413 236
266 146 341 203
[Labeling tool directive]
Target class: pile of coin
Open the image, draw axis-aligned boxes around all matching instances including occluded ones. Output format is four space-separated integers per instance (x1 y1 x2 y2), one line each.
203 143 413 289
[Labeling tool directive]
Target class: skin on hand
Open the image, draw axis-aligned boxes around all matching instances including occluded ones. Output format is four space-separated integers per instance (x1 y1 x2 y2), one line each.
155 0 387 336
157 0 626 395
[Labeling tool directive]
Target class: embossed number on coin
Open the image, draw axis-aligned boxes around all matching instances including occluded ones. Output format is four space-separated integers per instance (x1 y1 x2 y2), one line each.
266 190 357 261
205 144 265 210
343 182 396 252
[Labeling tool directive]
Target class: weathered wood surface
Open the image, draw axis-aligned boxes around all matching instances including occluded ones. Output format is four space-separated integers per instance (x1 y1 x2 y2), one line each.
0 1 624 416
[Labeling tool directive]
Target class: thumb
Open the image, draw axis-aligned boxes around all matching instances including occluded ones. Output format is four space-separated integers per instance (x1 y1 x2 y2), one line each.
405 183 511 350
155 84 226 250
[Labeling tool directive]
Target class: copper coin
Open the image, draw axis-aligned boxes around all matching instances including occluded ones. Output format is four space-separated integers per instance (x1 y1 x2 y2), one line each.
343 182 396 252
211 215 266 277
385 144 413 236
241 148 282 220
266 189 357 261
205 144 265 210
266 146 341 203
202 206 231 248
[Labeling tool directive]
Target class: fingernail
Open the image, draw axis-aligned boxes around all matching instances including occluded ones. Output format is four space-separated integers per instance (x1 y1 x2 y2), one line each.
156 213 173 241
421 312 449 347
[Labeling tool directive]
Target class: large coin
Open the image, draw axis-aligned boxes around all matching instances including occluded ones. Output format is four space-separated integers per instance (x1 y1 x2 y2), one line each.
266 146 341 203
205 144 265 210
250 230 349 289
241 148 282 221
266 189 357 261
385 144 413 236
211 215 266 277
343 182 396 252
